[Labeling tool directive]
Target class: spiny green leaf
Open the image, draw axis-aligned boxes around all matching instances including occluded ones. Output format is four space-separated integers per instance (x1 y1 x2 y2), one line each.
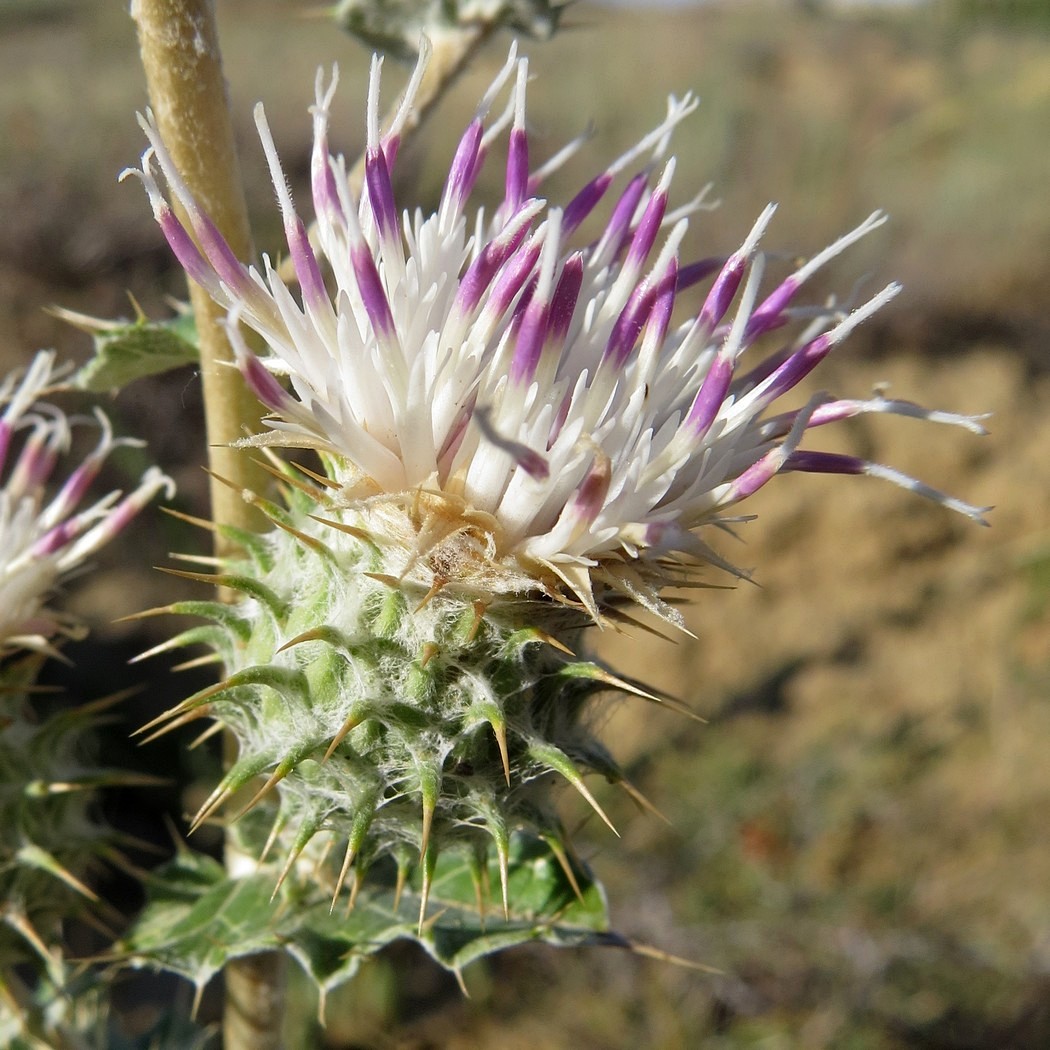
118 852 278 993
67 311 199 393
119 833 613 998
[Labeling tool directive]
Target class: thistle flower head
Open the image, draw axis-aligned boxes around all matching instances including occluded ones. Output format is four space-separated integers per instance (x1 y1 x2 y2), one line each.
0 351 175 655
127 47 992 946
130 45 987 621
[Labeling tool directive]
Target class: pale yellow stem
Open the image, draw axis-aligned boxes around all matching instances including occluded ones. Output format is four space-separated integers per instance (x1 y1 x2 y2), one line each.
131 3 283 1047
132 0 268 545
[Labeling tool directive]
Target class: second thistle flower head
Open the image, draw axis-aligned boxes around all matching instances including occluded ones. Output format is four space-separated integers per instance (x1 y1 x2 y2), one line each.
0 352 174 656
131 43 986 620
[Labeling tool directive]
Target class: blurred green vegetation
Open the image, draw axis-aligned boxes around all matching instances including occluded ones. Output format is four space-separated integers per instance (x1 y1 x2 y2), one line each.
2 1 1049 1047
944 0 1050 30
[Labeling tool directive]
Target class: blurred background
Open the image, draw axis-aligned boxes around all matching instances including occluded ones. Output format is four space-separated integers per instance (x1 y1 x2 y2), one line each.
1 0 1049 1046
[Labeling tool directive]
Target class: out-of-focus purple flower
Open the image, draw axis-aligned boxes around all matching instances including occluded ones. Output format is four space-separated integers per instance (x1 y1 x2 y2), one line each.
129 44 986 619
0 352 174 653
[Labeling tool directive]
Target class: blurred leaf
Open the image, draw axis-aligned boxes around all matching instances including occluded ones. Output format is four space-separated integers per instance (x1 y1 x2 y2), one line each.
332 0 565 60
120 834 614 999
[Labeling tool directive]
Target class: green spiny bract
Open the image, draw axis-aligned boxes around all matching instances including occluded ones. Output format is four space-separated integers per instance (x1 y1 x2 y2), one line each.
145 468 650 923
0 654 128 1038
